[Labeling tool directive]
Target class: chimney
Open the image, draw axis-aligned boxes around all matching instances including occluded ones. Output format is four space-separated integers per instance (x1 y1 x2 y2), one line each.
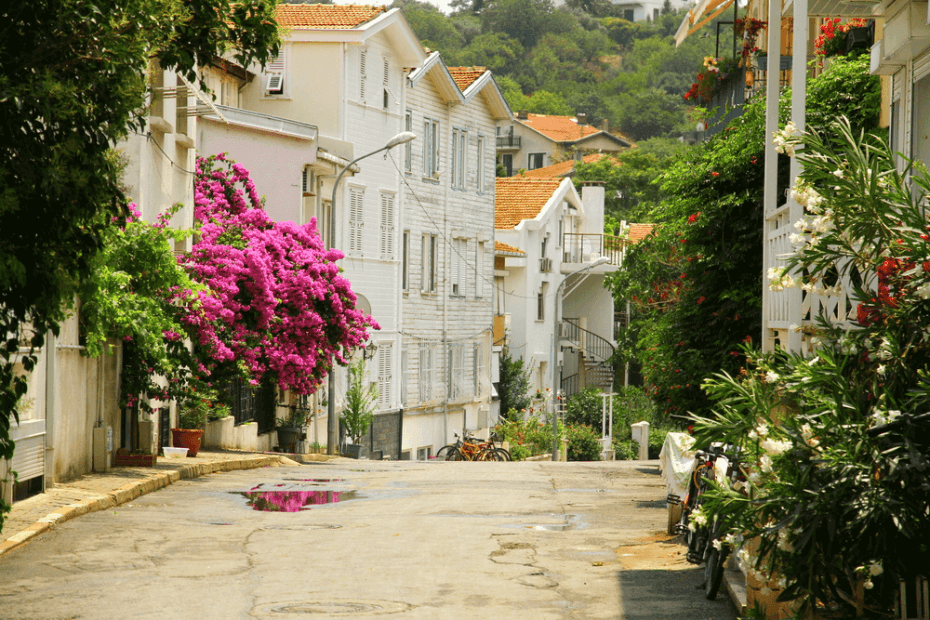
517 110 529 120
581 181 605 234
601 119 609 131
576 112 587 125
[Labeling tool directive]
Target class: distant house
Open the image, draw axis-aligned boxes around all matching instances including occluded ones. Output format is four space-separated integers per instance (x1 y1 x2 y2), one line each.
497 113 634 176
551 0 691 22
494 177 622 404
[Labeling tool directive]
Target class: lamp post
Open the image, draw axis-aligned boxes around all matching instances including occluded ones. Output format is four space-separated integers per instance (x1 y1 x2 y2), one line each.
326 131 416 455
550 256 610 461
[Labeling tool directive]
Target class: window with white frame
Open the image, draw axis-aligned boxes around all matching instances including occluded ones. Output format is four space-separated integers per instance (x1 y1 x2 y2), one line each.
359 48 367 103
475 241 485 298
402 230 410 291
451 237 466 296
421 233 437 292
913 74 930 173
404 110 413 172
476 135 485 193
528 153 544 170
377 343 392 410
416 446 432 461
418 343 432 402
452 128 467 190
423 118 440 179
472 342 482 398
380 192 395 260
349 187 365 256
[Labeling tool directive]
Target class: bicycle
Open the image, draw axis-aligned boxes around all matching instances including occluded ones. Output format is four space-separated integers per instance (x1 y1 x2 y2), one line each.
442 431 509 461
670 441 742 599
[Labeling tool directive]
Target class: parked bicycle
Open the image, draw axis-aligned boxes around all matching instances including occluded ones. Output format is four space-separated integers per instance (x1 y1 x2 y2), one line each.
669 441 744 600
437 431 511 461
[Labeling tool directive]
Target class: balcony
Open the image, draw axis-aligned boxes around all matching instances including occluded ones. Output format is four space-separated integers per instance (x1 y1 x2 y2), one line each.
496 135 521 150
562 233 625 267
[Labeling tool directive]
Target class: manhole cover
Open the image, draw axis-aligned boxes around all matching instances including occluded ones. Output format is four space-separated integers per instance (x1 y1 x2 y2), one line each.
253 600 413 615
262 524 343 531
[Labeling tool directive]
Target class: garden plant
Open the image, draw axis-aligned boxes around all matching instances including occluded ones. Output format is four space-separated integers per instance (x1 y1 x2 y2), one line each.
691 119 930 618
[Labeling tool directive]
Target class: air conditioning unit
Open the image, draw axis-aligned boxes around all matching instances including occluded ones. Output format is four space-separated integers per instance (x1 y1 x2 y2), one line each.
539 257 552 272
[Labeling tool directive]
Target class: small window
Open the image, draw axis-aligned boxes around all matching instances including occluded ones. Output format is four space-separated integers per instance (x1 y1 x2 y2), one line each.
475 241 485 298
423 119 440 179
417 446 432 461
528 153 544 170
378 344 392 410
359 49 367 102
451 238 466 296
265 49 285 96
421 233 437 292
452 128 467 190
537 283 548 321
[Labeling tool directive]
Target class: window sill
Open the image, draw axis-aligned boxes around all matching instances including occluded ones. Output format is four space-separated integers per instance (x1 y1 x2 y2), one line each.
421 177 441 185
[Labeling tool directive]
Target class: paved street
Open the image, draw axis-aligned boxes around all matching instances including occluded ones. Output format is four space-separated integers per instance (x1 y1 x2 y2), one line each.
0 460 737 620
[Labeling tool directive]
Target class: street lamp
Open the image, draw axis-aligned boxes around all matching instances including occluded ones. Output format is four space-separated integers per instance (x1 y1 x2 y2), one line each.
550 256 610 461
326 131 416 455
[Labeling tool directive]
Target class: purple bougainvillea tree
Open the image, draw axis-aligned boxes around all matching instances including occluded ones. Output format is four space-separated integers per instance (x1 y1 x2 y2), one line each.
182 154 378 396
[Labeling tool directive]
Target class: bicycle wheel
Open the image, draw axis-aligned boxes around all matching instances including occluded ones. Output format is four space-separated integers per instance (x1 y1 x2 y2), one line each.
494 447 512 461
704 542 729 600
435 445 456 461
476 448 501 461
446 447 463 461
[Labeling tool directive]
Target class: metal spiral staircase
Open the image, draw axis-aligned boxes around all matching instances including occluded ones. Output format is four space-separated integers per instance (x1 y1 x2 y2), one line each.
559 318 615 398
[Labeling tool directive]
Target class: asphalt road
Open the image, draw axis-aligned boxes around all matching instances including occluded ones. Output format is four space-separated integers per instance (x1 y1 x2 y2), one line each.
0 460 738 620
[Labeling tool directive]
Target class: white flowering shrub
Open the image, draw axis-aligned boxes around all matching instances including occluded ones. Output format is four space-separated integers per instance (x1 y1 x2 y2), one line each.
690 119 930 618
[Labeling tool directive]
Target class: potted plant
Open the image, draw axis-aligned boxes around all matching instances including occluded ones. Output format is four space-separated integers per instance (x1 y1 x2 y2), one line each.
276 405 309 454
340 358 377 459
171 385 221 457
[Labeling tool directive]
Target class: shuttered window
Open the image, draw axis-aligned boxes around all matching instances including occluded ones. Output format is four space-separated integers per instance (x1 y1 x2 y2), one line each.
380 192 395 260
359 49 367 102
451 238 466 297
418 344 431 402
349 187 365 256
475 241 485 298
421 233 437 292
378 344 392 410
423 119 440 178
476 135 485 193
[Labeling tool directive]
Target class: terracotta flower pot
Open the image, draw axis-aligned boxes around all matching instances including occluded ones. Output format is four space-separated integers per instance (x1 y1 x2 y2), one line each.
171 429 204 457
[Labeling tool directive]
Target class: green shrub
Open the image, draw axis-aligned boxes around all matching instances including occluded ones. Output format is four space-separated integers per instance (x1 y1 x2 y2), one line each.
494 415 555 460
565 424 602 461
612 439 638 460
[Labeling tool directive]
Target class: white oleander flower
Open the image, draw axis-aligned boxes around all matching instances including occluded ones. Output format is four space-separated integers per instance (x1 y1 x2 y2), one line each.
765 371 779 383
760 454 773 473
870 562 883 576
761 438 792 456
864 580 874 590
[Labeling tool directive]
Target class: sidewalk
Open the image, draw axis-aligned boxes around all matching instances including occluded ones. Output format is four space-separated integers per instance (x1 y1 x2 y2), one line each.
0 449 336 558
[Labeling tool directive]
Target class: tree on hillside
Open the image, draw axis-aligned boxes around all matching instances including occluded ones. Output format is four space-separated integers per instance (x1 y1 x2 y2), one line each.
0 0 280 531
393 0 465 51
480 0 567 48
612 88 685 140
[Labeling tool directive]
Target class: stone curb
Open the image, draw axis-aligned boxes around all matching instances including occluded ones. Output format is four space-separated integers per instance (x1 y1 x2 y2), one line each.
0 454 288 558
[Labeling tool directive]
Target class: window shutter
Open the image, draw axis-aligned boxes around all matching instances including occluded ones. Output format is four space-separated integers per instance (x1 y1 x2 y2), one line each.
349 188 365 255
451 131 458 187
380 193 394 260
378 344 392 409
419 344 430 402
359 49 367 102
476 242 484 298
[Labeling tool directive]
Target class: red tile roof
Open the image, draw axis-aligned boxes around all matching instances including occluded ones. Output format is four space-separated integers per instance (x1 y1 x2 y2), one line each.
446 66 486 91
522 153 618 179
495 177 563 229
494 241 525 255
518 113 599 142
627 223 654 244
275 4 386 29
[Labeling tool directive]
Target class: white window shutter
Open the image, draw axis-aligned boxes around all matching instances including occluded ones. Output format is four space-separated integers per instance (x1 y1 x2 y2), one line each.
360 49 367 102
401 346 408 406
349 188 365 255
378 344 392 409
380 193 394 260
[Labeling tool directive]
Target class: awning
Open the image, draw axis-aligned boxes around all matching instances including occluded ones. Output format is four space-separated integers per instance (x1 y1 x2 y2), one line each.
674 0 737 47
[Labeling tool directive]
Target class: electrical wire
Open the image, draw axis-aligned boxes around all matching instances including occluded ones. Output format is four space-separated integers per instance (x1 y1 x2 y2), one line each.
133 131 197 175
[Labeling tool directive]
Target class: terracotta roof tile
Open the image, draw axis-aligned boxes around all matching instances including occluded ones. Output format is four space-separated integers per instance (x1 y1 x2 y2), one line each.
518 113 599 143
522 153 616 179
275 4 386 29
495 177 562 229
628 223 654 244
446 66 486 92
494 241 525 255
